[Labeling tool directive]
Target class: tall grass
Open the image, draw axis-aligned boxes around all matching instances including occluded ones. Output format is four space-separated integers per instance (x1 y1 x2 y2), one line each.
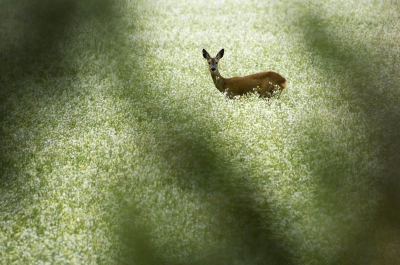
1 0 399 264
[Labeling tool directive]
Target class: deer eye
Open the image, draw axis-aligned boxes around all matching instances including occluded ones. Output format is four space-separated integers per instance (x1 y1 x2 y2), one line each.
208 62 211 64
216 62 218 64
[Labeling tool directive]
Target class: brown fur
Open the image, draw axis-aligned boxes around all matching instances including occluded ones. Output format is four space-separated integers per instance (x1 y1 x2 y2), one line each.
203 49 287 98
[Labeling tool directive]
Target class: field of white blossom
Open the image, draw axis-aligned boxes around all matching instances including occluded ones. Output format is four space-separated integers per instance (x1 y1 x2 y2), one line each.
1 0 399 264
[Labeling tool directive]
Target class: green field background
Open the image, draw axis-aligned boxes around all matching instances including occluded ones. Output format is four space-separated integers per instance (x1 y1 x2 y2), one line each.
1 0 399 264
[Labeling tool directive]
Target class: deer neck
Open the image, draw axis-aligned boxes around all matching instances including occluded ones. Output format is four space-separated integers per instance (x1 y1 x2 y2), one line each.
210 70 226 93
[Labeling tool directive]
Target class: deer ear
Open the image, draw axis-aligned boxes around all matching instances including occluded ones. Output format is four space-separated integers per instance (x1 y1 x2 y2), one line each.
202 49 211 59
216 49 224 59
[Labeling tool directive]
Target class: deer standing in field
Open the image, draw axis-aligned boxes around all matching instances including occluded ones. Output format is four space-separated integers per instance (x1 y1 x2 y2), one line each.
202 49 287 98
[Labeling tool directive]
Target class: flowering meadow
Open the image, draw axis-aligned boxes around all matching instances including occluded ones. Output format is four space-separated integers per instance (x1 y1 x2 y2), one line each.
1 0 399 264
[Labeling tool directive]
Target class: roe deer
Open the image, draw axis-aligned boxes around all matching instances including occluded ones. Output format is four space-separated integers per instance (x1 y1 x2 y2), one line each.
202 49 287 98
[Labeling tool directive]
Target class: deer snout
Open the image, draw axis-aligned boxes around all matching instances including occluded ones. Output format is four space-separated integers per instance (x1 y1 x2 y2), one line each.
210 67 216 72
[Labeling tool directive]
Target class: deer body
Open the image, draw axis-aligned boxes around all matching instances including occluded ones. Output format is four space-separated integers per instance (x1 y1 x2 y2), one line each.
203 49 287 98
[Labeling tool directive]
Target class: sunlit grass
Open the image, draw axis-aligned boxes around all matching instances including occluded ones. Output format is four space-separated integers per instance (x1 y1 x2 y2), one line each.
1 0 399 264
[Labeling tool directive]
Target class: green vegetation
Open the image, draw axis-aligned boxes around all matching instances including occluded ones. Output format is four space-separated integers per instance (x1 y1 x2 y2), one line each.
1 0 399 264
